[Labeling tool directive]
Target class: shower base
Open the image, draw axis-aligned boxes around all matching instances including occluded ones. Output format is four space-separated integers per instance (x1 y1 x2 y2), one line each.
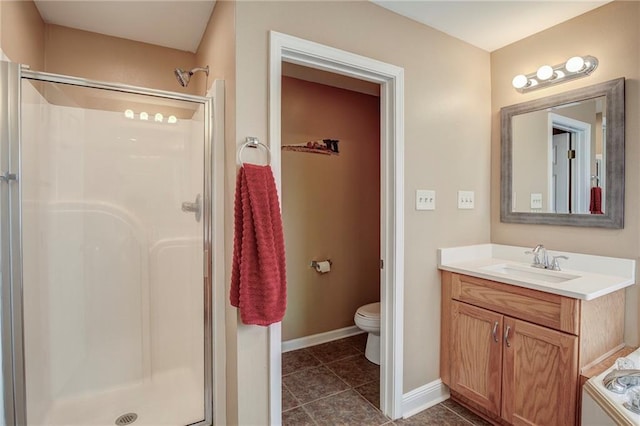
41 368 204 426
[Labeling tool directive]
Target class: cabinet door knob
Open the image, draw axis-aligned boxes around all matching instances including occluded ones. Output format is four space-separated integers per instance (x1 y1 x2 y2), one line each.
492 321 499 343
504 325 512 347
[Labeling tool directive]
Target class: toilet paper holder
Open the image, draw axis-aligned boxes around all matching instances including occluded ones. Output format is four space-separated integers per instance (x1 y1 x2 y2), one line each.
310 259 332 269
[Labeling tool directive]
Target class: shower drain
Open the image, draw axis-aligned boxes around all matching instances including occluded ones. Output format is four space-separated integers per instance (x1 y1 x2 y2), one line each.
115 413 138 425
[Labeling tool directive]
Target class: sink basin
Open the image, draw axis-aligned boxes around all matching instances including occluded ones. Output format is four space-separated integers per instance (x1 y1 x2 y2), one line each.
480 263 580 283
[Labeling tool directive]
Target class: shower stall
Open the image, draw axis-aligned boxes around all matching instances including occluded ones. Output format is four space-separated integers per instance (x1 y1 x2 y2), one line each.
0 61 215 425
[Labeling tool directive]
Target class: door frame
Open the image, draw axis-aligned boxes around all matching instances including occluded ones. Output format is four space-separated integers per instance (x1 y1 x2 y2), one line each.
268 31 405 421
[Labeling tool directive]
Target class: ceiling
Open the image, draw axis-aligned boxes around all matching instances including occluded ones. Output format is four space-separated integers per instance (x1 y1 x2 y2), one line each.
33 0 611 53
33 0 216 53
372 0 612 52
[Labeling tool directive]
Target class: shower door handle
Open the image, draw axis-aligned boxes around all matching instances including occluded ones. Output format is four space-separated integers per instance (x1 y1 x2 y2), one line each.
181 194 201 222
0 172 17 183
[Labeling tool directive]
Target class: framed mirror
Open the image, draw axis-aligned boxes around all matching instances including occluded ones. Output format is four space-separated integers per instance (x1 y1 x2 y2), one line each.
501 78 625 228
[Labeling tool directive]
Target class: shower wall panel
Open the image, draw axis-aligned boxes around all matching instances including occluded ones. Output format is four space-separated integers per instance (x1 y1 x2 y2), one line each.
20 80 205 425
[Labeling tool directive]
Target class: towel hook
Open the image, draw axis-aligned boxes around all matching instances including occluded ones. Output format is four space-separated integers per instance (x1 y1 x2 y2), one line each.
238 136 271 166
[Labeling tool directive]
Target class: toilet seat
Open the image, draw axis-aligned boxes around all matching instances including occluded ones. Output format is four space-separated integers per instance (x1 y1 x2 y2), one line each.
355 302 380 328
356 302 380 319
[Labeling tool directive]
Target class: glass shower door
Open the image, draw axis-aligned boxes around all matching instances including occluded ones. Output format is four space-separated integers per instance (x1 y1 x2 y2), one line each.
16 74 211 426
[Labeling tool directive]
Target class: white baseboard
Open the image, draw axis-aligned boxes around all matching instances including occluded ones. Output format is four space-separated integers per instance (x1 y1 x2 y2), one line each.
282 326 364 353
402 379 450 419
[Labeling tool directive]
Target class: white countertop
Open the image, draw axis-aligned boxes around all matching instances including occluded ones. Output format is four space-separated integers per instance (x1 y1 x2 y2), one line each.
438 244 636 301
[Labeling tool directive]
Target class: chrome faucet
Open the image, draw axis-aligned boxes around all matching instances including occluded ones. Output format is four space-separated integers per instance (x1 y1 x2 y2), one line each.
531 244 549 269
525 245 569 271
603 369 640 393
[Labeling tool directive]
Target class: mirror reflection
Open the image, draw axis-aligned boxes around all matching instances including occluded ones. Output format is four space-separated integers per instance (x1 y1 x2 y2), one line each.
511 96 606 214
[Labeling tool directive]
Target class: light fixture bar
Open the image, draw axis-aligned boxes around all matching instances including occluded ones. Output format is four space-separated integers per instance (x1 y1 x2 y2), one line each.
512 55 598 93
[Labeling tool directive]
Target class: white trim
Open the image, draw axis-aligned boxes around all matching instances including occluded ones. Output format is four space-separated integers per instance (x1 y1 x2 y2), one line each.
282 326 363 353
402 380 450 419
268 323 282 426
268 30 405 422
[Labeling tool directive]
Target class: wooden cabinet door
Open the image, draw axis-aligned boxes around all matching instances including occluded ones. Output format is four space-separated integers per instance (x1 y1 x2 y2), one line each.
502 317 578 426
450 301 503 416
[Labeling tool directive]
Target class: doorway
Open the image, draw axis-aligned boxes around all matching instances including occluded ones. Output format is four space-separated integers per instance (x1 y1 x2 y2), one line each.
268 32 405 421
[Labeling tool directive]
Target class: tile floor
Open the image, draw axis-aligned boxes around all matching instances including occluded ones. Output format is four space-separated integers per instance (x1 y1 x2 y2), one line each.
282 334 493 425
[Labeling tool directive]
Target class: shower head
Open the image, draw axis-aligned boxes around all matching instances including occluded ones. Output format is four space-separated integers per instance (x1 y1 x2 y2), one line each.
174 66 210 87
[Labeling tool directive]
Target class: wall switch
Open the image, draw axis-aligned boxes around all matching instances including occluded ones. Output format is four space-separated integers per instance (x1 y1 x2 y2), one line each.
416 190 436 210
530 193 543 209
457 190 474 209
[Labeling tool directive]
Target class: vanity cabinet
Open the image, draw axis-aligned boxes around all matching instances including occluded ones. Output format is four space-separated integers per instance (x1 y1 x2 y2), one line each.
441 271 625 426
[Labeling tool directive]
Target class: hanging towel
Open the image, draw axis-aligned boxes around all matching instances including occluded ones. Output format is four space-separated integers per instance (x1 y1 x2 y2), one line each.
589 186 603 214
230 164 287 326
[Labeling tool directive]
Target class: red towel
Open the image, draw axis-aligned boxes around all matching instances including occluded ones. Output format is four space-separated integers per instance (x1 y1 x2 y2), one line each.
589 186 603 214
230 164 286 325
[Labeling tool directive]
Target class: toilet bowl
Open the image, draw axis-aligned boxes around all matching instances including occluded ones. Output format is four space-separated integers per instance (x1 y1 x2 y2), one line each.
354 302 381 365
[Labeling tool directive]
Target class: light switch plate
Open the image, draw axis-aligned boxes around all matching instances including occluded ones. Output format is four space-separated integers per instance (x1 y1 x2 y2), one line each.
530 193 543 209
458 190 474 209
416 190 436 210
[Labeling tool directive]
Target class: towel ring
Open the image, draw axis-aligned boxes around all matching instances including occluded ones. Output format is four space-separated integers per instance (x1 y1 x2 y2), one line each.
238 136 271 166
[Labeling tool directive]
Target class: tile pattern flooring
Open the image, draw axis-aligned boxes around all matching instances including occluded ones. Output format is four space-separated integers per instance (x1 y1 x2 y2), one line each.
282 334 493 425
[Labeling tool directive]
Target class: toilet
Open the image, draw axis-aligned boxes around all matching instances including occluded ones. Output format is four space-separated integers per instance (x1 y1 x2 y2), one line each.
354 302 381 365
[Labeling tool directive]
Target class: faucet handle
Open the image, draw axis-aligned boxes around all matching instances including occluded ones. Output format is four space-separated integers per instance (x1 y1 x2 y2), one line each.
550 255 568 271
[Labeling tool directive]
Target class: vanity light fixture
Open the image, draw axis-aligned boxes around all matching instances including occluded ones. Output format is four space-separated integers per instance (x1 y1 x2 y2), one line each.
512 55 598 93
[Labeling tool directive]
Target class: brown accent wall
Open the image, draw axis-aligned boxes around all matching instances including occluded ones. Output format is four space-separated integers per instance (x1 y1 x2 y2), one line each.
281 76 380 341
490 1 640 345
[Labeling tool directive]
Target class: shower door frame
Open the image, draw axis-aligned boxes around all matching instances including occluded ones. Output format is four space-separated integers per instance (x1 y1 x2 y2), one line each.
0 61 215 426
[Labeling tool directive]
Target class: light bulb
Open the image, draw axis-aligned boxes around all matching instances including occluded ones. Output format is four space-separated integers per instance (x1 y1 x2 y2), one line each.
536 65 554 81
512 74 528 89
140 112 149 121
565 56 585 73
154 113 163 123
124 109 134 119
168 115 178 124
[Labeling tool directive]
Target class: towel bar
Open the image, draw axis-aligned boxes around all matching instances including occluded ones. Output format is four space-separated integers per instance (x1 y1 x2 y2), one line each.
238 136 271 166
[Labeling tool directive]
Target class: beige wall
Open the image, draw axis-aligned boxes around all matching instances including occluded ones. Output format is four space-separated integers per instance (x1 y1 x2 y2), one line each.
512 111 548 211
490 1 640 345
1 0 45 69
281 76 380 341
234 1 491 422
0 1 199 95
44 25 199 95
